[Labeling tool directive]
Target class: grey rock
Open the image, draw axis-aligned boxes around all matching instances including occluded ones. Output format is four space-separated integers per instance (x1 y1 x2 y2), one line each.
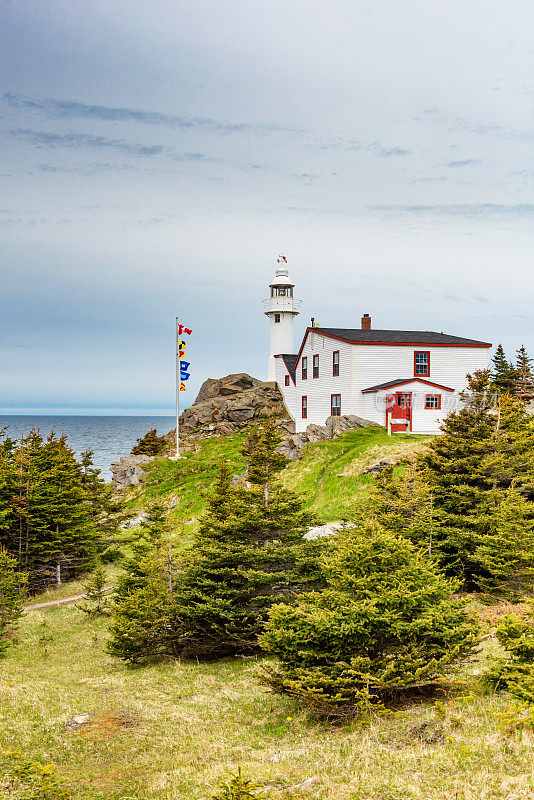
111 455 153 490
363 459 392 474
121 511 148 529
304 522 344 540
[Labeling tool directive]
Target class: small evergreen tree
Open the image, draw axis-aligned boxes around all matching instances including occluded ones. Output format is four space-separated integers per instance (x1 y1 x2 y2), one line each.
513 345 534 402
79 560 110 616
260 522 479 717
131 429 168 457
492 344 517 393
482 603 534 704
108 549 176 664
371 462 434 553
109 419 322 663
0 549 27 656
476 486 534 598
115 502 169 601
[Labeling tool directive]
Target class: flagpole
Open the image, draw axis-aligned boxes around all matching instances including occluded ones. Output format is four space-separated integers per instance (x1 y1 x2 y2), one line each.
176 317 180 458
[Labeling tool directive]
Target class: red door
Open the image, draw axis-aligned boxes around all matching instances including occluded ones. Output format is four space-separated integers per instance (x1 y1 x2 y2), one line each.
386 392 412 432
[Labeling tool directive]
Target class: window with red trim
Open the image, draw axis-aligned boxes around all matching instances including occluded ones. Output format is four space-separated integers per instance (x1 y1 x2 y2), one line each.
333 350 339 376
414 351 430 376
313 354 319 378
425 394 441 409
302 396 308 418
284 375 290 386
331 394 341 416
301 357 308 380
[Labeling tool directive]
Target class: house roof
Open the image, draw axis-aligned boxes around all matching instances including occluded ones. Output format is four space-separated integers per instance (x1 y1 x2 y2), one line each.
275 353 297 383
362 378 455 393
318 328 492 346
294 326 491 366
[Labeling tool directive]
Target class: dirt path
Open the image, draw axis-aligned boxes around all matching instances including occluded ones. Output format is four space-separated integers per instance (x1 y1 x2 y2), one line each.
24 587 115 611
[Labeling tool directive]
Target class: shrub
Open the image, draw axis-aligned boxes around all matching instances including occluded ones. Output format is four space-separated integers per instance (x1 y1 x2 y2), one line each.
0 549 26 656
131 429 168 456
260 522 479 718
482 601 534 704
0 749 73 799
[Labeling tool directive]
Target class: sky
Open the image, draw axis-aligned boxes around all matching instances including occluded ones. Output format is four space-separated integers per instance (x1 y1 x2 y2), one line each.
0 0 533 414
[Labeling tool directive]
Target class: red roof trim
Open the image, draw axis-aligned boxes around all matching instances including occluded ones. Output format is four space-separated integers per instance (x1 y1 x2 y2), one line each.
362 378 455 394
294 328 491 367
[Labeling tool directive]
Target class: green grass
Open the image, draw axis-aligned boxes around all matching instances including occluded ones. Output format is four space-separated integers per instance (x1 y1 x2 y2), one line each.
127 427 430 532
125 432 248 545
1 606 532 799
281 428 431 522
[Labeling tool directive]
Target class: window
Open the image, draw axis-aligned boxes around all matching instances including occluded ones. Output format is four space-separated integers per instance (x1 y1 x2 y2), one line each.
274 313 281 323
313 354 319 378
301 357 308 380
333 350 340 376
414 351 430 376
331 394 341 416
425 394 441 409
271 286 294 297
284 375 290 386
302 396 308 418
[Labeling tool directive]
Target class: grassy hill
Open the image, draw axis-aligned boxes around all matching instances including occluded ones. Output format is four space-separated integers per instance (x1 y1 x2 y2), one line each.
128 427 431 538
1 428 532 799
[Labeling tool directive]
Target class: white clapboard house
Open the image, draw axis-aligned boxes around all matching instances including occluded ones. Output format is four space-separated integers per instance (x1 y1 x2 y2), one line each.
264 263 491 434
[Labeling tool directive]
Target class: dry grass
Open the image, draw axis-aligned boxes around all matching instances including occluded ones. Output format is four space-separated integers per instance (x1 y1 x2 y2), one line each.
1 605 533 799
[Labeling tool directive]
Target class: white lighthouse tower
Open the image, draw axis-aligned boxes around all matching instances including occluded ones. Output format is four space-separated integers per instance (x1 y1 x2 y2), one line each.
263 257 301 381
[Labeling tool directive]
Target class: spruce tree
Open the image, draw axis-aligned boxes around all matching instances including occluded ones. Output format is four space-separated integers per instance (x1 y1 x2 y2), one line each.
109 419 322 663
108 548 176 663
79 560 110 616
371 463 434 553
115 501 169 601
0 430 120 591
419 371 534 589
476 486 534 598
492 343 516 393
0 549 27 656
513 345 534 402
259 522 479 718
482 603 534 704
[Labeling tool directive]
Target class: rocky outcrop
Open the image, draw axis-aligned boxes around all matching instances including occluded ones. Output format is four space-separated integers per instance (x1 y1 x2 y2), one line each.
278 415 379 461
167 373 294 441
110 454 154 490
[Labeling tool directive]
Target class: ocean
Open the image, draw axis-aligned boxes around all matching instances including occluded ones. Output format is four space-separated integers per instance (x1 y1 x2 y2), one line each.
0 416 176 481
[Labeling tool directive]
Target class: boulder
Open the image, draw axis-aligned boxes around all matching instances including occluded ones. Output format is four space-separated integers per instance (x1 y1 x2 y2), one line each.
280 415 379 461
110 454 153 490
167 373 293 439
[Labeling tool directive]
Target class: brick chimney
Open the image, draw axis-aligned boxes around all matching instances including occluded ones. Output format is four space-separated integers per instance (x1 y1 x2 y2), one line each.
361 313 371 330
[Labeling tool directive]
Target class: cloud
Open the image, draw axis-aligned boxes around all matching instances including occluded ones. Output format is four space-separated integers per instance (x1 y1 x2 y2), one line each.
374 146 410 157
2 92 285 136
370 203 534 219
446 159 480 167
416 108 533 142
9 128 214 162
35 162 136 174
2 93 412 162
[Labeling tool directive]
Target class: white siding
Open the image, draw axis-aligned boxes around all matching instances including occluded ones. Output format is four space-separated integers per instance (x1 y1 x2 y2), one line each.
292 333 491 433
293 332 352 431
274 357 297 422
367 382 453 434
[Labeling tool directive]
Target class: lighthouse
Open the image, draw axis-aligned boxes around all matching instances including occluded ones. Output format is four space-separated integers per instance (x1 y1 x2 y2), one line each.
263 257 301 381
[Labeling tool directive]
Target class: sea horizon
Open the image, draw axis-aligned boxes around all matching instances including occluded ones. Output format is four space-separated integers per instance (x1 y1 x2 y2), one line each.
0 414 177 480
